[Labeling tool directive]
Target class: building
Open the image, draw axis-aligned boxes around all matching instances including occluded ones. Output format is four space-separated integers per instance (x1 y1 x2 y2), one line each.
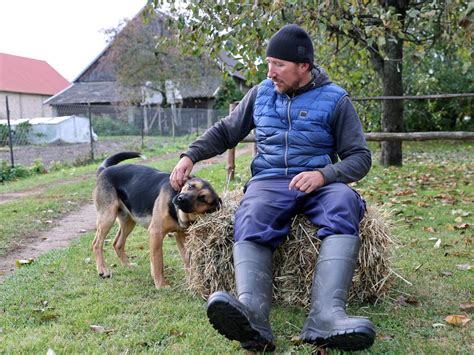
0 53 69 120
45 9 247 123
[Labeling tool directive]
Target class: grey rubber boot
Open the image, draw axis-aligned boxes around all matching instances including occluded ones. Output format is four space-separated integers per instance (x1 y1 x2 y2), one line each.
207 241 275 352
300 234 376 351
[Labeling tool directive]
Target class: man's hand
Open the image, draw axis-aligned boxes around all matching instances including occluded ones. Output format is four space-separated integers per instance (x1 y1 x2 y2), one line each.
289 171 325 193
170 156 194 191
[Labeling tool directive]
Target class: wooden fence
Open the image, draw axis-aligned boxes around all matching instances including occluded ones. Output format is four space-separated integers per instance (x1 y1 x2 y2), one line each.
225 93 474 180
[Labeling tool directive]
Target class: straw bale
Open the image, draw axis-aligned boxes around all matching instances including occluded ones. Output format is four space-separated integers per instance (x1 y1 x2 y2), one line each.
186 189 396 308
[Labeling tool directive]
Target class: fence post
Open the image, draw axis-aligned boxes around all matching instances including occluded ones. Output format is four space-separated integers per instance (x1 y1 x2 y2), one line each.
5 96 14 167
88 103 94 161
226 102 238 181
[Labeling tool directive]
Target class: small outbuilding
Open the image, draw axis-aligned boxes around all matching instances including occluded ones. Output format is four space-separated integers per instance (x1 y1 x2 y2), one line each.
0 115 97 144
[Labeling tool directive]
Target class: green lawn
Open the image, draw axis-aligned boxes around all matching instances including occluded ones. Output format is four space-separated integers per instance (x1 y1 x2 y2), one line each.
0 141 472 353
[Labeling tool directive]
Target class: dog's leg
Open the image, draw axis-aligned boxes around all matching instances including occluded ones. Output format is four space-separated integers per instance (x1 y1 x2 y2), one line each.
175 231 190 274
113 215 136 267
92 208 117 278
148 224 169 288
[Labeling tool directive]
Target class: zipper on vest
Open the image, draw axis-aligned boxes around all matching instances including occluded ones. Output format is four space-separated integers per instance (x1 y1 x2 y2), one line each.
285 95 292 175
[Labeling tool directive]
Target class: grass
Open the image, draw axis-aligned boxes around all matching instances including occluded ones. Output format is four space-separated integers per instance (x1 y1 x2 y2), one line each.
0 134 195 192
0 135 198 256
0 141 472 353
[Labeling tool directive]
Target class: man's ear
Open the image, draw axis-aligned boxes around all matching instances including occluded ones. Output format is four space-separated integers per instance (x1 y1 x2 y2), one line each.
299 62 311 72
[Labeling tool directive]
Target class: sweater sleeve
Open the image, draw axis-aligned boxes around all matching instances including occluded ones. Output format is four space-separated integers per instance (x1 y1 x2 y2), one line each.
317 96 372 184
182 86 258 163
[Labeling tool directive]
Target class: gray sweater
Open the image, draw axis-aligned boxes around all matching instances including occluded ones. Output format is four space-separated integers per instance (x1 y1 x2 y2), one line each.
183 67 371 185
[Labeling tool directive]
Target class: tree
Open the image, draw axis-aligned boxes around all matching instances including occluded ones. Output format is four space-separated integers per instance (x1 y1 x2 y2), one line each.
213 75 245 110
151 0 471 166
103 7 219 104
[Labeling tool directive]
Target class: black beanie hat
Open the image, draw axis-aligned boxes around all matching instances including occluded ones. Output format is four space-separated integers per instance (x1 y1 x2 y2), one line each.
266 24 314 65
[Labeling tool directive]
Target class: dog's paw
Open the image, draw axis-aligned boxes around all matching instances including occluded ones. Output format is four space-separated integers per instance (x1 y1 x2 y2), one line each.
154 280 170 289
98 269 112 278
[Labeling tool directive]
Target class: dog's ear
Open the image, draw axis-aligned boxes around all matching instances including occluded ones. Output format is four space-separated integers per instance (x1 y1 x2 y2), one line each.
209 197 222 213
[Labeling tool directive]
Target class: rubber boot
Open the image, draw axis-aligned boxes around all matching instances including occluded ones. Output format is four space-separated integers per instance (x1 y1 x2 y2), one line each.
207 241 275 352
300 234 376 351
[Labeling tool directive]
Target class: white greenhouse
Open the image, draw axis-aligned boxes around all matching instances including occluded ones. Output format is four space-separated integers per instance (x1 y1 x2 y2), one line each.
0 115 97 144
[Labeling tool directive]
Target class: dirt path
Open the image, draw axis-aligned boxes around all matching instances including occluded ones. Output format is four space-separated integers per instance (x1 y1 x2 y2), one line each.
0 146 252 280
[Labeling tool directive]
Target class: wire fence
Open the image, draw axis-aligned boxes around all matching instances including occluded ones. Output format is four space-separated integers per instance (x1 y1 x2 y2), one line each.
1 93 473 169
0 101 228 168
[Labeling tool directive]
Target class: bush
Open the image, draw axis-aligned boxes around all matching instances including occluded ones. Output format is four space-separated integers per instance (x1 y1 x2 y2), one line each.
213 76 245 110
0 124 9 146
14 121 32 145
0 159 47 183
0 160 31 183
92 116 141 136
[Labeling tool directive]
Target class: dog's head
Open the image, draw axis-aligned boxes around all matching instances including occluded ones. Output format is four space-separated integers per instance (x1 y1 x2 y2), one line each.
172 177 221 226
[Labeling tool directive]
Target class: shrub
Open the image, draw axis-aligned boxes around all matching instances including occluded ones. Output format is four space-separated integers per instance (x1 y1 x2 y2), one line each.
92 116 141 136
0 160 31 183
0 124 9 146
14 121 32 145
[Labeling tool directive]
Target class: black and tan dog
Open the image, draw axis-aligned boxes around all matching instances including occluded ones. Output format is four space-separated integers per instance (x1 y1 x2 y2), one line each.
92 152 221 288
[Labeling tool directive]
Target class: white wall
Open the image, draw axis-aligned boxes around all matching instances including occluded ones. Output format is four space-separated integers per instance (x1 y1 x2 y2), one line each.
0 91 53 119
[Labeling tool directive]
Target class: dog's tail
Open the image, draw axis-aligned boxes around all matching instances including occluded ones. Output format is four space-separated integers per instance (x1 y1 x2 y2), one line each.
97 152 146 176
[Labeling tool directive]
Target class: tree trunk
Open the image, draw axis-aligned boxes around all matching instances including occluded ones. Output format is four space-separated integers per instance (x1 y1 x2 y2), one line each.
380 37 404 166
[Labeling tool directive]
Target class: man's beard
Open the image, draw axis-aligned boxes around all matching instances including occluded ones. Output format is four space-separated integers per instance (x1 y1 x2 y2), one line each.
273 80 300 94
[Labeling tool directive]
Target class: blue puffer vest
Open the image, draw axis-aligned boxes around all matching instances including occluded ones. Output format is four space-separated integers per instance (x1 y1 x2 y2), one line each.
251 78 347 180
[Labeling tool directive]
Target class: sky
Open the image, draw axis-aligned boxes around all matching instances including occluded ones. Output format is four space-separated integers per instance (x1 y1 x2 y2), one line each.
0 0 147 82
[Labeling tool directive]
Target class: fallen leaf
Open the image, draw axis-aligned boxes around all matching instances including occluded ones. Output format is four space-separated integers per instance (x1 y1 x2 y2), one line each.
451 209 471 217
90 325 106 333
440 270 453 277
395 189 417 196
15 258 34 268
169 328 184 337
423 226 436 233
379 333 395 341
454 223 470 230
394 296 421 307
444 315 471 326
446 224 455 231
290 335 304 345
460 302 474 311
456 264 472 271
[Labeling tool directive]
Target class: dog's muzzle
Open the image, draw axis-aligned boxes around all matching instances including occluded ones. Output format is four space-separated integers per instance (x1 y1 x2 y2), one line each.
173 193 194 213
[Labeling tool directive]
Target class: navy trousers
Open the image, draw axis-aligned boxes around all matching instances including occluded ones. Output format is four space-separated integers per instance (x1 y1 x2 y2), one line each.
234 177 366 251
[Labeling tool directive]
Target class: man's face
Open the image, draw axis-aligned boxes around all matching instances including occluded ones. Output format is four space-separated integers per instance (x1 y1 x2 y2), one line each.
266 57 310 94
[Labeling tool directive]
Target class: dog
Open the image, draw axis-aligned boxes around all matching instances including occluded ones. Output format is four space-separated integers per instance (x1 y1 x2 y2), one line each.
92 152 221 288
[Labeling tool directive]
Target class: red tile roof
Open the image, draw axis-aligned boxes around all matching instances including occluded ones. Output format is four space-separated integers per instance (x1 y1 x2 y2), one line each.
0 53 70 95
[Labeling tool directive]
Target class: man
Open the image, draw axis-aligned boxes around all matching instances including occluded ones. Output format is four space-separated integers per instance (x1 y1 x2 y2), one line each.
170 24 375 352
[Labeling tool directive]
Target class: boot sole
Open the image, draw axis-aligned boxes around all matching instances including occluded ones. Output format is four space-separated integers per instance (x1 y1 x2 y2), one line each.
207 293 275 352
302 326 375 351
329 326 376 351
